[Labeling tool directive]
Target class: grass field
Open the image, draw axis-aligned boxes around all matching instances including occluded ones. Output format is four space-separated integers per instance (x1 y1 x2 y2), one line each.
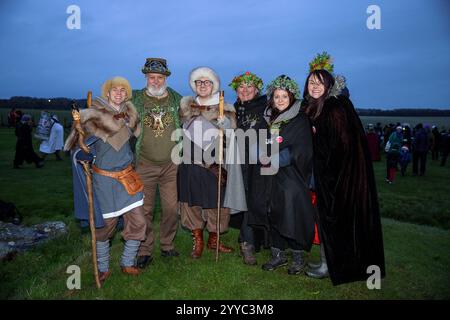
0 127 449 300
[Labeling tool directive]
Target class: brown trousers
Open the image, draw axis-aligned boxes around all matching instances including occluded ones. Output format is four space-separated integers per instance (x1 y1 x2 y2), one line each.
136 158 179 255
95 206 146 242
180 202 230 233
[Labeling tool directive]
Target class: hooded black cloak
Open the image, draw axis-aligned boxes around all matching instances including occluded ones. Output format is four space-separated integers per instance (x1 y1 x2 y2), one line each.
311 95 386 285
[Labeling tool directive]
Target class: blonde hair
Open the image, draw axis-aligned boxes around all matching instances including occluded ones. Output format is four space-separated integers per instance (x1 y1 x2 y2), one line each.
101 76 132 100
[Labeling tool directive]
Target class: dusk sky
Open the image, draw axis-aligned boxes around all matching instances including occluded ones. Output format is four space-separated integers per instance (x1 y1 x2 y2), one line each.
0 0 449 109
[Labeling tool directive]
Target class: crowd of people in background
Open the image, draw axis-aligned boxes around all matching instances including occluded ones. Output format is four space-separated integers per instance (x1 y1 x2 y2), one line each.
10 108 65 169
365 121 450 184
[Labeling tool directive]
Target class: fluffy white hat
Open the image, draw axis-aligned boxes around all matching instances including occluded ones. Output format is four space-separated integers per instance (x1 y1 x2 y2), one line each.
189 67 220 95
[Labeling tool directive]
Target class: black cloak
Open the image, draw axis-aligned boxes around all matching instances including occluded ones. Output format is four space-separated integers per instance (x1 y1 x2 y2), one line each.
248 104 315 250
311 95 386 285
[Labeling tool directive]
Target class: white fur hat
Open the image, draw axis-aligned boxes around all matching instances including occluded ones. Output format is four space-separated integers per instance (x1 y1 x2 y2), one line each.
189 67 220 95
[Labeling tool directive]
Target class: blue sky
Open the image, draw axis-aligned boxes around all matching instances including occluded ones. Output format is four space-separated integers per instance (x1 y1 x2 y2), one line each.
0 0 449 109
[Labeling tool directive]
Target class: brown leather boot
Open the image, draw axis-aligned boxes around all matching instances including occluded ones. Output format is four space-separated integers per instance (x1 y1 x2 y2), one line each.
207 232 234 253
98 270 112 284
191 229 204 259
121 266 140 275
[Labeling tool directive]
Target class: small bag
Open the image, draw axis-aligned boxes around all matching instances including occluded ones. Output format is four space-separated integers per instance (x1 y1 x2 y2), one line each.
384 141 391 152
117 169 144 195
93 164 144 195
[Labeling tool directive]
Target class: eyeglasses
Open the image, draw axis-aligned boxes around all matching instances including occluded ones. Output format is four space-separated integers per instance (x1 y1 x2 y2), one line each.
194 80 213 87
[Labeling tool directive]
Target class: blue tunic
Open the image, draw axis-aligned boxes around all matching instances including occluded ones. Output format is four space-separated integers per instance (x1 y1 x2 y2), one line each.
92 139 143 219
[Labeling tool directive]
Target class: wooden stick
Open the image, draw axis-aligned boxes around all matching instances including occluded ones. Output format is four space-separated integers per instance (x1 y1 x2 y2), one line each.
216 91 224 262
82 161 101 289
87 91 92 108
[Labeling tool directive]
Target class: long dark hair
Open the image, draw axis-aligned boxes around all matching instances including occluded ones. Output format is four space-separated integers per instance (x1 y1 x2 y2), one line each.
267 87 296 123
303 69 334 120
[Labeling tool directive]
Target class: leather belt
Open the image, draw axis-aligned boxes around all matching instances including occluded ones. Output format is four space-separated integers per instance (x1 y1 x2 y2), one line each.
92 164 133 178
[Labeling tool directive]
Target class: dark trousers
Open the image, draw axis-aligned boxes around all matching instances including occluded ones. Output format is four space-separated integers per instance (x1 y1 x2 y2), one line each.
238 211 255 244
271 227 302 251
400 163 408 176
413 151 428 175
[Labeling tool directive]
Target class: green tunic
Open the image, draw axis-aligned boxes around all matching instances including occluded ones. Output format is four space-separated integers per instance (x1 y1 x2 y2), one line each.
132 87 182 164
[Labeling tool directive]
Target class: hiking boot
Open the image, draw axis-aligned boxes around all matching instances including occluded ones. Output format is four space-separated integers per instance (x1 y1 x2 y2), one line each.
262 247 288 271
287 250 306 275
239 242 257 265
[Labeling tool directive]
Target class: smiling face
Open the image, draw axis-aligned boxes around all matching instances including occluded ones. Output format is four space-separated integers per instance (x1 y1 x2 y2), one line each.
195 77 214 98
237 83 258 102
146 73 166 90
107 85 127 108
307 74 326 99
273 89 291 111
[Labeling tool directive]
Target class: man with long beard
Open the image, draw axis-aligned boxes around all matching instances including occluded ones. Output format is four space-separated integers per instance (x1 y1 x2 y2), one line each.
132 58 182 269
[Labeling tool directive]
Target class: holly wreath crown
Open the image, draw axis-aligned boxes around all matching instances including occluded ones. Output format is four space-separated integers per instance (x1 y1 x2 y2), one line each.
229 71 264 91
308 51 346 98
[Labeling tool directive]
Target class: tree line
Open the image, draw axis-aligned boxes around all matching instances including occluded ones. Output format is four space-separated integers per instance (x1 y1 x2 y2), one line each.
1 96 450 116
0 97 87 110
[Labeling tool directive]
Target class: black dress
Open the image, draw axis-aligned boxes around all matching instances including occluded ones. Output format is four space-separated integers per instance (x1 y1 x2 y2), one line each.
311 95 386 285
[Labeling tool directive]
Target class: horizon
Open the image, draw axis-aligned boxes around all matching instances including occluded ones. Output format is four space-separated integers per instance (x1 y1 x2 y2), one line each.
1 0 449 109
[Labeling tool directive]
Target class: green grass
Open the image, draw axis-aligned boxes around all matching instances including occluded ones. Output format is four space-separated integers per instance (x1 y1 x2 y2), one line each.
0 127 449 299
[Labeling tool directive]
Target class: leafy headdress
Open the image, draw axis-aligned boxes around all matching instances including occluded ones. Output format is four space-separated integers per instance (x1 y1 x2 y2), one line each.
266 75 301 99
308 51 346 98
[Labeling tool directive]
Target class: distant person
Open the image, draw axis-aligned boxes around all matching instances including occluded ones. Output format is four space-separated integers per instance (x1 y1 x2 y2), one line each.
366 124 380 161
13 114 44 169
385 126 403 184
402 125 412 150
412 123 429 176
383 124 393 147
440 130 450 167
431 126 441 161
39 115 64 161
399 146 411 176
8 108 20 128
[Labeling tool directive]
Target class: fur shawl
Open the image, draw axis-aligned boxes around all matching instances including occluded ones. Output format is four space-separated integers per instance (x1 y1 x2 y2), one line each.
179 96 237 129
64 98 141 151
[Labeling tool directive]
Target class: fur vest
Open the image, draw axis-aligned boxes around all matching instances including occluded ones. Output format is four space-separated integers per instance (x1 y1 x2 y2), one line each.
179 96 237 129
64 98 141 151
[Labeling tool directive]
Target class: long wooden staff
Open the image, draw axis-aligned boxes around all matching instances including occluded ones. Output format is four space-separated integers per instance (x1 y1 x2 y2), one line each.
72 91 101 288
216 91 224 262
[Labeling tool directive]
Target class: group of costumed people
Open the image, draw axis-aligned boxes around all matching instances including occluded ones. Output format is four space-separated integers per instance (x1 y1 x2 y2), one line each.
64 52 385 286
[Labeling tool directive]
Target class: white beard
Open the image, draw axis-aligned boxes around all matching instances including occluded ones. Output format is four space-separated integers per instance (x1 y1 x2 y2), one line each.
146 84 168 97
